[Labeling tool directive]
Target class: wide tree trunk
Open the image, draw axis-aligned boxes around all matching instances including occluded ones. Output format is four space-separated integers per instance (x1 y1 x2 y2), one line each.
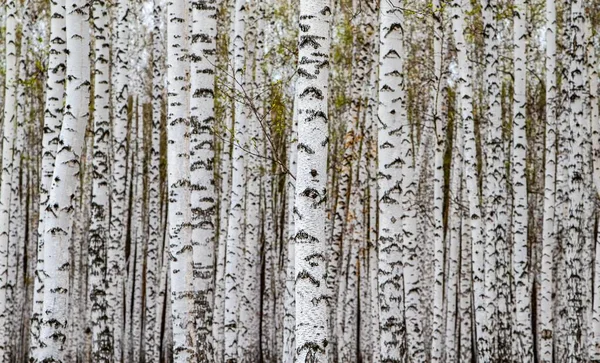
293 0 332 361
376 0 406 360
38 0 90 360
166 0 196 361
190 0 218 359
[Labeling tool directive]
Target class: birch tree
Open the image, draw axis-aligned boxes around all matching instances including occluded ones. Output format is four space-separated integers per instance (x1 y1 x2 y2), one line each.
145 1 164 361
89 0 111 359
539 0 557 361
482 0 506 359
38 0 90 360
30 0 66 358
0 0 18 359
293 0 332 361
190 0 217 358
566 1 586 361
166 0 197 361
224 0 247 360
108 0 130 359
377 0 406 361
511 0 533 361
430 0 446 360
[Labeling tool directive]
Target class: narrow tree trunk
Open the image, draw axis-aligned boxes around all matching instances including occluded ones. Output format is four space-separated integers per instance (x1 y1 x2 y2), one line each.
589 12 600 361
566 1 586 361
482 0 506 359
459 177 473 363
108 0 130 359
145 1 164 361
511 0 533 361
430 0 447 358
224 0 248 360
0 0 18 358
283 102 298 363
445 96 464 363
89 0 111 359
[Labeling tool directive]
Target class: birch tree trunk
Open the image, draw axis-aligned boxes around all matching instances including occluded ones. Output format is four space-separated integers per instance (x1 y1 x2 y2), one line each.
30 0 66 356
511 0 532 361
376 0 406 360
430 0 447 359
89 0 111 359
237 6 262 360
445 127 462 362
7 21 27 359
38 0 90 360
539 1 557 361
166 0 197 361
566 1 586 361
190 0 217 359
145 1 164 361
589 14 600 362
459 178 473 363
482 0 505 359
293 0 332 361
108 0 130 359
224 0 247 360
0 0 18 359
213 1 235 355
400 23 426 363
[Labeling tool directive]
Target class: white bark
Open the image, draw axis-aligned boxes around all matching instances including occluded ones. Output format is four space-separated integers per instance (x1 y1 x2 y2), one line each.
400 27 426 363
445 93 464 363
32 0 67 355
237 5 262 360
108 0 130 359
566 1 586 361
0 0 18 359
166 0 196 361
511 0 532 361
451 0 485 358
224 0 247 360
293 0 332 361
190 0 217 358
482 0 505 359
539 0 557 360
459 178 473 363
589 17 600 362
89 0 110 359
213 1 235 356
38 0 90 360
430 0 446 359
145 1 164 361
377 0 406 360
7 25 27 359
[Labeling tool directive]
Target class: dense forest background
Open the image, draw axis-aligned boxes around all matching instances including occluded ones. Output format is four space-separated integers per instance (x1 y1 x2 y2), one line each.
0 0 598 362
